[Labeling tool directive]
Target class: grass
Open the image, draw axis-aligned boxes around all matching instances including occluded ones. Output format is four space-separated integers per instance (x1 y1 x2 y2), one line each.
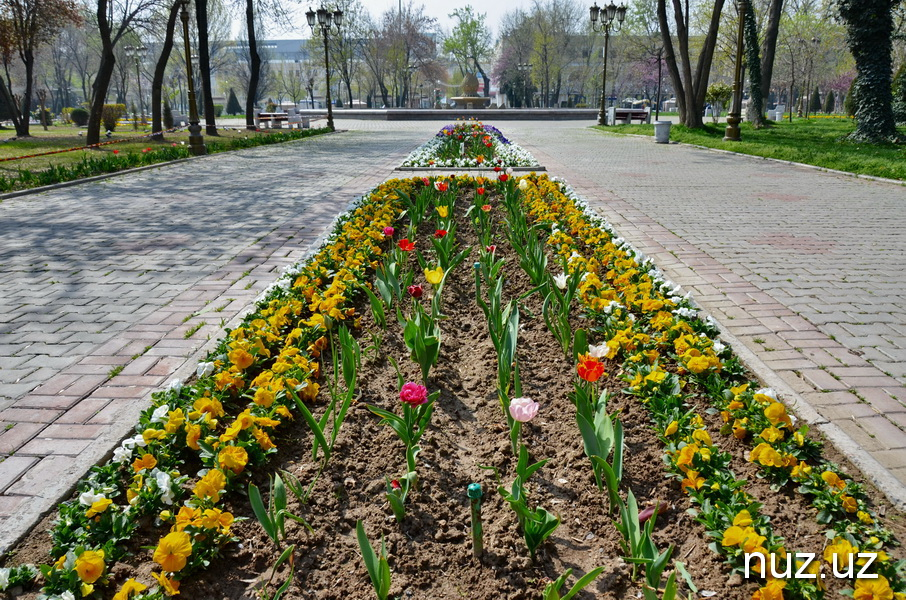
595 117 906 181
0 122 328 192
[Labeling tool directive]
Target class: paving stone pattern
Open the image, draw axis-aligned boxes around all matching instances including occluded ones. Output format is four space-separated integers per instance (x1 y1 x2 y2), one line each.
0 129 424 549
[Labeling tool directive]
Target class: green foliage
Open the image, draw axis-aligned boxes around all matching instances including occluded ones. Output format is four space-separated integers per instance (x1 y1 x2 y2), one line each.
705 83 732 120
844 78 858 117
101 104 126 131
809 86 822 114
543 567 605 600
356 521 391 600
837 0 898 140
823 89 836 114
248 474 312 548
163 98 174 129
442 6 494 78
575 385 624 511
214 104 223 117
743 6 764 125
70 107 89 126
227 88 243 115
893 63 906 123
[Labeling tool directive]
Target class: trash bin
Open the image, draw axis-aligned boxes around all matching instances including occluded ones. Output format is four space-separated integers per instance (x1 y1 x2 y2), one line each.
654 120 671 144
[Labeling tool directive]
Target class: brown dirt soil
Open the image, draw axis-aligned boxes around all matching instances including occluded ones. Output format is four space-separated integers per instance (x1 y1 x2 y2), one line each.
5 183 905 600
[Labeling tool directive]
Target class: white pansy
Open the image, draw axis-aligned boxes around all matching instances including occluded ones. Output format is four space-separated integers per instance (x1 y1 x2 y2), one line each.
713 340 726 354
60 592 76 600
165 378 183 395
673 307 697 319
112 445 132 463
196 362 215 378
153 470 175 505
588 343 609 358
79 490 105 506
150 404 170 423
0 567 9 590
553 273 568 290
122 434 147 449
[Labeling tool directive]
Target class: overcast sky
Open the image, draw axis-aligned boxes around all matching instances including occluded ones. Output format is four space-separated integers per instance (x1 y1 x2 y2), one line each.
262 0 535 41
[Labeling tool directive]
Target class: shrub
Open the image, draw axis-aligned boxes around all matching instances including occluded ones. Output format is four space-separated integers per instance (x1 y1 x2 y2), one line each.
61 107 73 123
823 90 835 114
163 98 174 129
893 63 906 124
705 82 732 122
809 86 821 114
844 78 858 118
70 107 89 126
226 88 242 115
214 104 223 117
102 103 126 131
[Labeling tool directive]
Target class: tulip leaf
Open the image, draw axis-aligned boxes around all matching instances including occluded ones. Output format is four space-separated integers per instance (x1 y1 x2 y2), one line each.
288 388 331 464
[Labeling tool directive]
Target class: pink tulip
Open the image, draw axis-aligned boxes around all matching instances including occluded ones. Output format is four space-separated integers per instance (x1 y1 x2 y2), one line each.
509 397 539 422
383 226 395 237
400 382 428 406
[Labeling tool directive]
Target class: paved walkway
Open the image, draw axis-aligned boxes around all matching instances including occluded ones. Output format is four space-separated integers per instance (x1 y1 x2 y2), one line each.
1 119 904 551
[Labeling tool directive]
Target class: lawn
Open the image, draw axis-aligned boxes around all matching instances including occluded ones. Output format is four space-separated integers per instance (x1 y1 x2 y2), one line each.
597 117 906 181
0 123 327 193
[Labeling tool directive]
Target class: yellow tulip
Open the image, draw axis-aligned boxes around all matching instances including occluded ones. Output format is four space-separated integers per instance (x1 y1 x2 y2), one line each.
424 266 444 285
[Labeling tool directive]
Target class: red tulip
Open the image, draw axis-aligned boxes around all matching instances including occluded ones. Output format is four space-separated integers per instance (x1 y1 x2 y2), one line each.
398 239 416 251
434 229 447 238
407 284 423 298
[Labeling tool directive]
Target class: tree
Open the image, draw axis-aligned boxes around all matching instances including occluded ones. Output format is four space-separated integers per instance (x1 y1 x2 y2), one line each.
330 0 367 107
706 81 732 121
657 0 727 127
809 85 821 113
149 0 180 140
0 0 80 136
893 63 906 123
744 3 764 127
822 89 835 113
757 0 784 119
85 0 156 145
838 0 898 141
226 86 241 114
443 6 494 97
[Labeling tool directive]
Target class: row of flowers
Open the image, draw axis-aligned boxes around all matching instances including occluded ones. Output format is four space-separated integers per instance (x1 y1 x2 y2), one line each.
36 178 420 599
401 120 539 168
514 173 905 600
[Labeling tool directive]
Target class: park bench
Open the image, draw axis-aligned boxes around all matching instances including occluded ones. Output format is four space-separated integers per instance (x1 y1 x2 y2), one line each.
607 107 651 124
255 112 290 128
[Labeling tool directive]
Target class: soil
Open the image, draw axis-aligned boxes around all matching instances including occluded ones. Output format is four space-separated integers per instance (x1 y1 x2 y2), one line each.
5 182 905 600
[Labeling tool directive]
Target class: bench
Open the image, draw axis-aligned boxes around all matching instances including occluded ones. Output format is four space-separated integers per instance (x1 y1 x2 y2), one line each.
607 107 651 124
255 112 289 128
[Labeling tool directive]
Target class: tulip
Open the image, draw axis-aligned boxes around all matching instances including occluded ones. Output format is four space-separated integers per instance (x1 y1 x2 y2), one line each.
383 226 395 237
424 266 444 285
518 179 530 191
477 187 485 195
434 180 449 192
481 204 491 212
486 245 497 254
553 273 568 289
407 284 423 298
509 397 539 422
398 239 415 251
498 173 508 182
436 206 449 218
434 229 447 238
400 381 428 406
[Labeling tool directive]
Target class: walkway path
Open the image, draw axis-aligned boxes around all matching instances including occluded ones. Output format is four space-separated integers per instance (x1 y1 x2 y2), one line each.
0 128 426 550
1 119 904 552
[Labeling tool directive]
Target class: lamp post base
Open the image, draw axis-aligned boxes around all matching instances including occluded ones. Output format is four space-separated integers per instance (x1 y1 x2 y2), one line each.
723 113 741 141
188 122 207 156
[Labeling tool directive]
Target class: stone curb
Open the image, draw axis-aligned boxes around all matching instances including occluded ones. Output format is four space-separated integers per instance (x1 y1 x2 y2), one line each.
700 307 906 511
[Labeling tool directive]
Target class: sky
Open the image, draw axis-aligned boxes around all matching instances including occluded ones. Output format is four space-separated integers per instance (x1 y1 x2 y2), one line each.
263 0 535 41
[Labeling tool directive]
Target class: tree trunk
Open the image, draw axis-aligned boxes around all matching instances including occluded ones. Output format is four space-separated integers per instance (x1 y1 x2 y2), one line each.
244 0 261 130
838 0 898 141
15 50 36 136
87 0 115 145
744 6 765 127
196 0 218 135
759 0 783 110
151 1 181 140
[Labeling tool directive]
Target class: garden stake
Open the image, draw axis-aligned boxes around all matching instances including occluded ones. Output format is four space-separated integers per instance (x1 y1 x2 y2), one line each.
468 483 484 559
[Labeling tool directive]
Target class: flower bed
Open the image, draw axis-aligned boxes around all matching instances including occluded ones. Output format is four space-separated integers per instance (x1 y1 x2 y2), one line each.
400 120 539 169
5 147 905 600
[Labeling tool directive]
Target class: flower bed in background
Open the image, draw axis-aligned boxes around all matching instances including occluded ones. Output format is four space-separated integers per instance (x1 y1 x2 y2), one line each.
400 120 539 168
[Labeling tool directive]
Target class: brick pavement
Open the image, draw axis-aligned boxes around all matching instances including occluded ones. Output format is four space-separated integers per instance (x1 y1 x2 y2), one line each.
0 129 425 551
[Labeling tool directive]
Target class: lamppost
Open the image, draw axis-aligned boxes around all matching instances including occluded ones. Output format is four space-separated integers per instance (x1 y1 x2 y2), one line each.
590 2 626 126
723 0 747 141
517 63 532 108
306 5 343 131
125 45 148 125
178 0 206 155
